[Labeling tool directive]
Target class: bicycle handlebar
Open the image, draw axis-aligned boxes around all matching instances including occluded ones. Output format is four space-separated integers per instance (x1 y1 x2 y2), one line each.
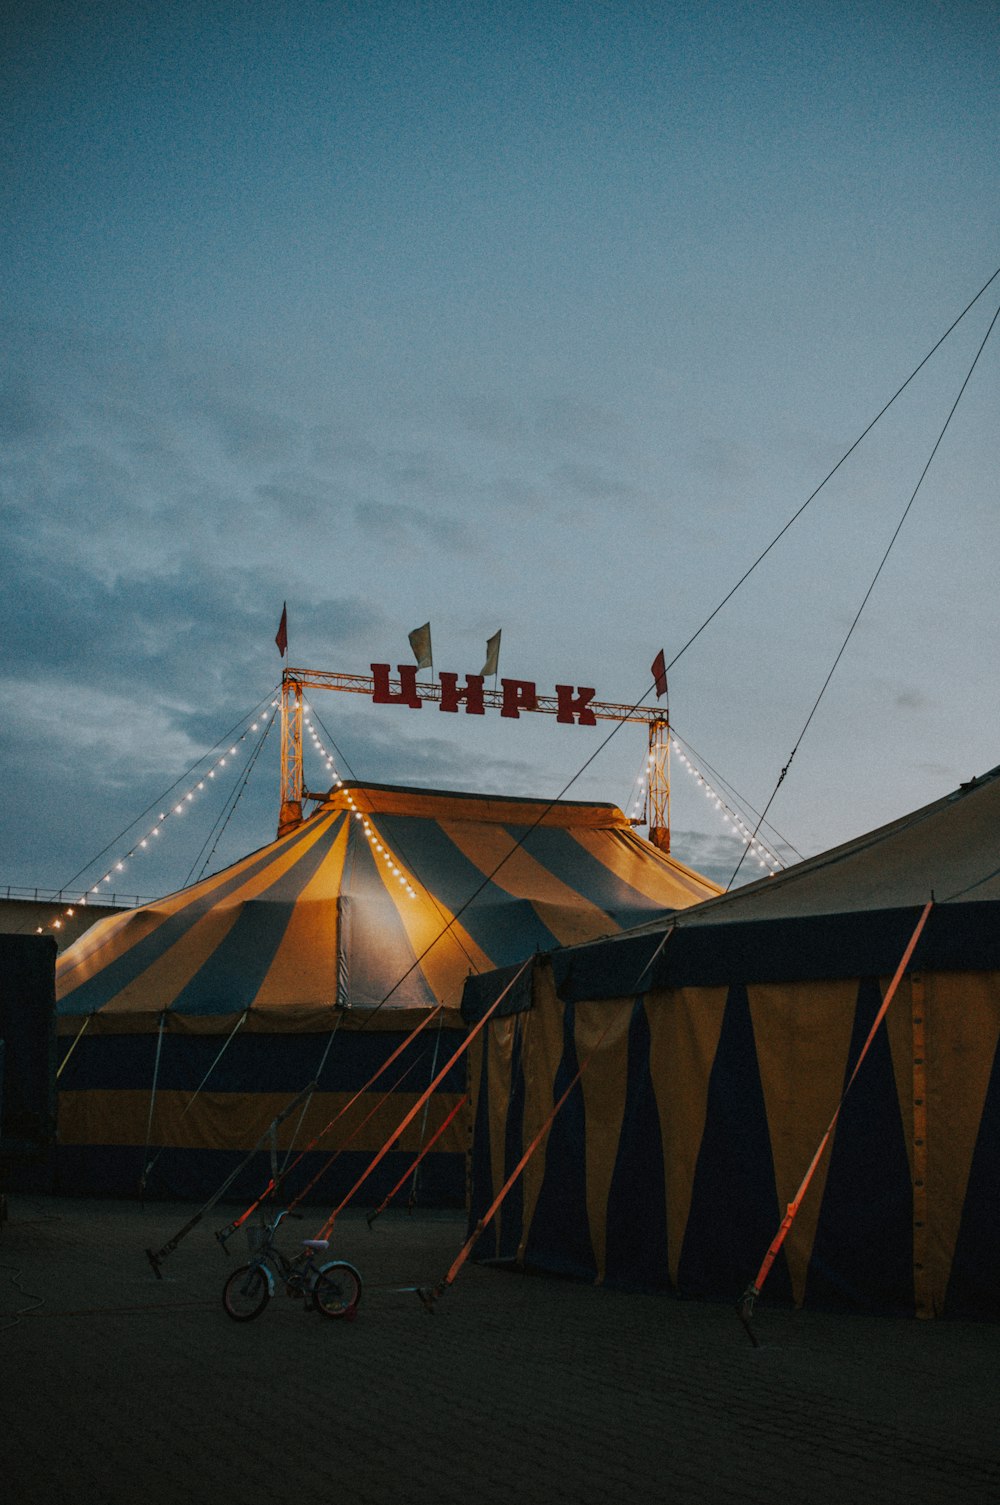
269 1209 304 1231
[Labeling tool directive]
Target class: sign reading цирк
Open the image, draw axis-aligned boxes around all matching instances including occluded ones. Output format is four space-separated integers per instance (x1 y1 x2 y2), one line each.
370 663 598 725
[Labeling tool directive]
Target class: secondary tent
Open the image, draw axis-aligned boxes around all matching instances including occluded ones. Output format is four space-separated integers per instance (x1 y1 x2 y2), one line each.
55 781 720 1203
462 764 1000 1318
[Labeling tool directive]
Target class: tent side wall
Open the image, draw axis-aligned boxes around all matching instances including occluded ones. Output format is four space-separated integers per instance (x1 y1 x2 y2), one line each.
55 1010 469 1207
464 937 1000 1318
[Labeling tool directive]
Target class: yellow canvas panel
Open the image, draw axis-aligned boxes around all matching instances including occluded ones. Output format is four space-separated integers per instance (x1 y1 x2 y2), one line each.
570 827 721 908
747 978 860 1307
364 815 495 1001
95 813 341 1015
576 999 632 1284
249 820 350 1008
517 962 564 1262
57 831 304 1002
645 985 729 1286
58 1088 468 1155
439 819 619 945
922 970 1000 1316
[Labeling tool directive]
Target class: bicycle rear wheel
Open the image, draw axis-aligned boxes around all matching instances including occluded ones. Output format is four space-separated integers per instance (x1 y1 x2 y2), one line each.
223 1263 270 1321
312 1261 362 1319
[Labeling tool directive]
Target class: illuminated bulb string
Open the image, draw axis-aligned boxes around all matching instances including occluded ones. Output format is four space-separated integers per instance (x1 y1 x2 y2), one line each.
671 740 784 874
341 790 418 900
34 706 278 935
303 706 344 792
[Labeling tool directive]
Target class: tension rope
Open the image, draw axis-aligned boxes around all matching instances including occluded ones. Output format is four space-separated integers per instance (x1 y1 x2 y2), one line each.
312 955 533 1242
367 1093 470 1228
417 932 676 1308
282 1055 424 1214
145 1078 318 1277
737 897 934 1345
214 1003 445 1245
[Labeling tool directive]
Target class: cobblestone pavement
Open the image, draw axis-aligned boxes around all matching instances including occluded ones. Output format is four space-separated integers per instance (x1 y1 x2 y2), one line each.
1 1197 997 1505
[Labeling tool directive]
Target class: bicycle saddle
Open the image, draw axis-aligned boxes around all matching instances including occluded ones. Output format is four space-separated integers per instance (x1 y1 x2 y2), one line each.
302 1238 330 1251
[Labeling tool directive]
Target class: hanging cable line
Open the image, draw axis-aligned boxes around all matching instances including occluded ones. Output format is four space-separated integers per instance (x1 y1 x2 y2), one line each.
350 262 1000 966
659 261 1000 684
670 729 804 861
186 709 277 886
726 294 1000 890
55 687 280 899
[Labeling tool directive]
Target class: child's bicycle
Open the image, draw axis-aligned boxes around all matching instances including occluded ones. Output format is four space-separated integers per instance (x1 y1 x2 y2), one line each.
222 1210 362 1323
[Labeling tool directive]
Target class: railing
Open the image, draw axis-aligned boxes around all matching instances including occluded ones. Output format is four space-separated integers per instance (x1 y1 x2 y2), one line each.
0 886 155 909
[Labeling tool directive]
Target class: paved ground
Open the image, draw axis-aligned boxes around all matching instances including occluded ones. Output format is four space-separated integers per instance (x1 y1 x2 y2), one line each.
1 1196 998 1505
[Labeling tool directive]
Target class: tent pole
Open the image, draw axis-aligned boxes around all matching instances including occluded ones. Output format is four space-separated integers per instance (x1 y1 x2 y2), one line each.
139 1011 168 1203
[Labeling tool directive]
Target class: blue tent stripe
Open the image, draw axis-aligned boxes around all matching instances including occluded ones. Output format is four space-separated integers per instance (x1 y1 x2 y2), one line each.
524 1002 597 1280
60 813 345 1015
505 824 671 923
944 1031 1000 1318
603 999 670 1289
168 814 345 1013
375 814 564 960
804 976 914 1315
677 982 791 1303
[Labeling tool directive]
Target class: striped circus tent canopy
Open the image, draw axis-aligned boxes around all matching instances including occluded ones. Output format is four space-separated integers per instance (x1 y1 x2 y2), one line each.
51 783 718 1205
462 765 1000 1318
56 782 720 1028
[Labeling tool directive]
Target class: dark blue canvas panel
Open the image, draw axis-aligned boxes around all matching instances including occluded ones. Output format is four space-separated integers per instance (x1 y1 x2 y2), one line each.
461 961 535 1022
603 999 670 1290
375 815 563 959
678 982 791 1304
57 1027 465 1094
552 902 1000 1001
944 1032 1000 1319
504 824 667 922
804 976 914 1315
523 1002 597 1281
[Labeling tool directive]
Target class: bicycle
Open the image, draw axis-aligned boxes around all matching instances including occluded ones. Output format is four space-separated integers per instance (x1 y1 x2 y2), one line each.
221 1210 362 1322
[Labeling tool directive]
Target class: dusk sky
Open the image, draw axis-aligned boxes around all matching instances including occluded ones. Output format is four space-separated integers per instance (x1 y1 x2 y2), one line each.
2 0 998 901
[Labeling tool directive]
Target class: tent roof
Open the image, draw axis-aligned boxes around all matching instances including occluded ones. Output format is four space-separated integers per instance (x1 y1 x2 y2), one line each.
462 763 1000 1013
56 780 720 1024
636 760 1000 932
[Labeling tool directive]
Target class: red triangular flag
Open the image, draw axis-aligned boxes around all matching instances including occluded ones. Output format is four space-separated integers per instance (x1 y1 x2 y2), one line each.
651 648 667 699
275 603 288 658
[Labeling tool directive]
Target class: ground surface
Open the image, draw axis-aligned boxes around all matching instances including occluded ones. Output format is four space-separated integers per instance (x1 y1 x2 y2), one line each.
1 1197 997 1504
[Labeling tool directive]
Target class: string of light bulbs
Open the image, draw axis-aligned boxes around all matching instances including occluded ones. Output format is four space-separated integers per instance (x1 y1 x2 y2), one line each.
303 704 344 790
340 788 419 899
34 705 278 935
671 739 785 874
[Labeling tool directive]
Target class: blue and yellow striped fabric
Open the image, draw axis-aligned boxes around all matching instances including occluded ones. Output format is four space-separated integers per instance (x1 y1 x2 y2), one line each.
51 783 719 1204
56 782 720 1026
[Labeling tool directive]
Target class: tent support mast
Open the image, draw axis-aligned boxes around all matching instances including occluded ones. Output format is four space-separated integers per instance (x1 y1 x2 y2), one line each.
647 716 671 853
278 676 304 837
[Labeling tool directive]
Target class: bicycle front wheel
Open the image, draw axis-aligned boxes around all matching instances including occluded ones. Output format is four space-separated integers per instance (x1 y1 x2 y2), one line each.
223 1263 270 1321
312 1261 362 1319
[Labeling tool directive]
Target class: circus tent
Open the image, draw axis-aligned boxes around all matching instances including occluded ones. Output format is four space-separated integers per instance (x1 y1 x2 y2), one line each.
54 781 720 1203
462 764 1000 1318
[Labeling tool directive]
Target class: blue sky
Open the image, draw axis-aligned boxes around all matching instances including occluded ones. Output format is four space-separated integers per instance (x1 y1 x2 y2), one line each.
2 0 998 898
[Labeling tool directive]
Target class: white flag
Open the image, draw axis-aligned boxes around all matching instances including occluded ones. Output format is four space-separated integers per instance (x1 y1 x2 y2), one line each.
481 629 501 678
408 622 433 670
